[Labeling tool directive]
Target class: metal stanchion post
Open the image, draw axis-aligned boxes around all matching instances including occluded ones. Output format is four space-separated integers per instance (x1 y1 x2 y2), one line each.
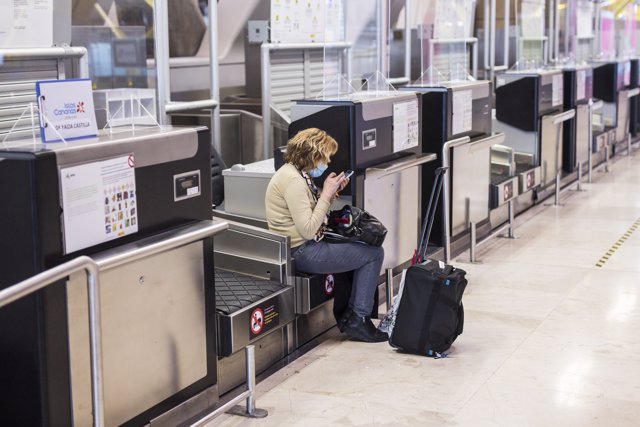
245 345 256 414
605 144 610 173
385 268 394 311
507 199 516 238
554 123 561 206
576 161 583 191
244 345 267 418
588 99 593 183
547 109 574 204
628 133 632 156
458 221 483 264
469 221 480 263
225 345 268 419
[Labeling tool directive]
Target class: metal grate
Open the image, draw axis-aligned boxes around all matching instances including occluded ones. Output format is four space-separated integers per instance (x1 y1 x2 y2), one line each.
214 269 286 315
491 174 514 185
0 59 60 140
269 48 341 119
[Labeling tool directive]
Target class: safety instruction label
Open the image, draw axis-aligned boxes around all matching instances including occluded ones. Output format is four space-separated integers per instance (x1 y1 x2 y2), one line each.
392 100 419 153
452 90 473 135
270 0 342 43
552 74 563 107
60 154 138 254
577 70 586 100
249 302 280 339
0 0 53 48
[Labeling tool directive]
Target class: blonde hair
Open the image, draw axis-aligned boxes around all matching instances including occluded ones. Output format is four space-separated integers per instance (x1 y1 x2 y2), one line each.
284 128 338 171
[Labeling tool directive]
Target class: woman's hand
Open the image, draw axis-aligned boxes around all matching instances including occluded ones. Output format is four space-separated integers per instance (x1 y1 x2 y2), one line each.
320 172 346 202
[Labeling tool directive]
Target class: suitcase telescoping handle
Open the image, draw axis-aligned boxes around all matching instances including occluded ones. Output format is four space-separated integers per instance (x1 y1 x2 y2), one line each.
415 167 448 264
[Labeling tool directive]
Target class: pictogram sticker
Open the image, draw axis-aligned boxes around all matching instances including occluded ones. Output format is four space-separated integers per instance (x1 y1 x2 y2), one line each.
324 274 335 296
250 308 264 335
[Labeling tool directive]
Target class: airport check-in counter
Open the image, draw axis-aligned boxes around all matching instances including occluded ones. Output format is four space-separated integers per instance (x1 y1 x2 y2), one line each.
0 127 228 426
629 58 640 139
215 160 368 371
561 65 594 173
494 69 574 216
210 218 296 395
400 80 504 254
592 60 632 150
288 92 436 272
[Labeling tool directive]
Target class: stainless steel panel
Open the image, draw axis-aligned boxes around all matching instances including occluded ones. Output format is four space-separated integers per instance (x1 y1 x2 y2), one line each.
593 132 607 153
540 114 564 186
220 113 242 165
51 127 203 169
67 242 208 427
359 92 419 121
575 104 590 165
217 329 287 396
148 385 218 427
294 274 334 315
219 287 295 355
451 137 492 237
493 119 539 161
491 176 519 208
518 167 541 193
600 101 617 128
214 252 286 283
295 301 337 348
364 164 420 272
175 110 264 165
295 276 313 315
615 90 630 144
213 228 283 265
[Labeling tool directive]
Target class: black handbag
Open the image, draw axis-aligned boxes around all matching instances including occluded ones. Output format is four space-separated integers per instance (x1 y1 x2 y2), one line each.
324 205 387 246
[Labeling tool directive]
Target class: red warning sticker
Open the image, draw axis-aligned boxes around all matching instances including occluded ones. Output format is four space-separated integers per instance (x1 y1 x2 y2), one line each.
250 307 264 335
248 302 280 339
324 274 335 296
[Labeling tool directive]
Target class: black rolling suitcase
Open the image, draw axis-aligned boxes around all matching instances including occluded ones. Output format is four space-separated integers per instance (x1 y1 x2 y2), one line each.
389 167 468 357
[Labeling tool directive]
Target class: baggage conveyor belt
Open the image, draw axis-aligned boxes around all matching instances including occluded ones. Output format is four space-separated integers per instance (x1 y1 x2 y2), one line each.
214 268 294 357
215 270 288 315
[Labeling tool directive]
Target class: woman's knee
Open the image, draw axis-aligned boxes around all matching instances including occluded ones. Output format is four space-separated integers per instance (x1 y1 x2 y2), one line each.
362 244 384 263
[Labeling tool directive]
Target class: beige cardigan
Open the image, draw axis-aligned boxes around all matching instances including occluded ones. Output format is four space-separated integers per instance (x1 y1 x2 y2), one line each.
265 163 331 248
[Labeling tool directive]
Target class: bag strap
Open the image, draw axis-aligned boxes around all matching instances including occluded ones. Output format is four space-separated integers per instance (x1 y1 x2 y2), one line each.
417 273 441 354
455 302 464 336
294 165 328 242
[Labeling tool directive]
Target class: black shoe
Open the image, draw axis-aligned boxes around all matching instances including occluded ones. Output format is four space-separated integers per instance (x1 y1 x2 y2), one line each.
336 308 353 333
341 312 388 343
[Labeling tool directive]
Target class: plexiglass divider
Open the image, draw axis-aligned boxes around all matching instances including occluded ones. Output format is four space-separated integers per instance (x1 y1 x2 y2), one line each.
320 0 395 100
596 7 616 60
0 103 68 148
410 0 476 86
512 0 547 70
575 0 596 64
618 3 637 59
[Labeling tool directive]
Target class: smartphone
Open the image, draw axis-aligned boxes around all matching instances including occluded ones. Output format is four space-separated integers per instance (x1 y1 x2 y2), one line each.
344 170 354 179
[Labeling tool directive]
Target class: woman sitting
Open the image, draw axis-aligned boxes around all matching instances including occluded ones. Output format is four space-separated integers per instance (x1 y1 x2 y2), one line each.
265 128 386 343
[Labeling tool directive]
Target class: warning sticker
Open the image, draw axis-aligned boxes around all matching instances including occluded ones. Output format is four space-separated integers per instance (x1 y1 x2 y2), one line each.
249 302 280 339
324 274 335 296
250 308 264 335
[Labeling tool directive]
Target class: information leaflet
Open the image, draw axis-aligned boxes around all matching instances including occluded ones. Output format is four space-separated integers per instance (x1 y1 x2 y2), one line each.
0 0 53 48
60 154 138 254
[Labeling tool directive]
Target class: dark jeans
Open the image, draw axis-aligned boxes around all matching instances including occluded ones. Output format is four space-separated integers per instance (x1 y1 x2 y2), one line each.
292 240 384 317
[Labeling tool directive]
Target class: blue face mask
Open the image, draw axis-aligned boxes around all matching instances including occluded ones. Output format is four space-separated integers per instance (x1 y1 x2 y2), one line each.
308 163 328 178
